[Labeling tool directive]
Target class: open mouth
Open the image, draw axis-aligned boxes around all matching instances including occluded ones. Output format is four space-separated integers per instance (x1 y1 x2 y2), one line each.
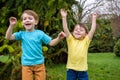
25 23 31 26
75 32 81 35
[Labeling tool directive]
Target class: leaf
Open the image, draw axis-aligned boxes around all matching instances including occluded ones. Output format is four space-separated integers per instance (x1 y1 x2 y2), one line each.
0 55 10 63
0 45 15 53
47 0 55 6
42 46 48 52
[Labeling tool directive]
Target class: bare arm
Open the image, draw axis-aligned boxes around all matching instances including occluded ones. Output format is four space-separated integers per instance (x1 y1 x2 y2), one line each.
5 17 17 40
49 31 66 46
88 13 98 39
60 9 70 37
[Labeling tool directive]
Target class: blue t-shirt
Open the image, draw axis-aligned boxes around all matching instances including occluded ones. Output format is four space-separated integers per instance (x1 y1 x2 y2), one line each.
14 30 51 66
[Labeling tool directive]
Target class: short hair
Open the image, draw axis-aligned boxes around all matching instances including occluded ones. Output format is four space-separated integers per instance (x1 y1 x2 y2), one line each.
21 10 39 24
76 23 88 34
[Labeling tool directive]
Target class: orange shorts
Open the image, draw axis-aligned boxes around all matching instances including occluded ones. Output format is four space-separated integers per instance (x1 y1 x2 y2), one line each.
22 64 46 80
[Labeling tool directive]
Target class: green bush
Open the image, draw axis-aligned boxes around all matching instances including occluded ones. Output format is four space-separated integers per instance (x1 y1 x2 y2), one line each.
114 39 120 57
89 19 114 52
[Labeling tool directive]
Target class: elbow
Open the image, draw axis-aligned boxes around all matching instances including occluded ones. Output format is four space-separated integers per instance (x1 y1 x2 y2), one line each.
5 35 11 40
5 34 15 40
5 36 9 39
48 38 60 46
5 36 10 40
49 41 58 46
49 42 56 46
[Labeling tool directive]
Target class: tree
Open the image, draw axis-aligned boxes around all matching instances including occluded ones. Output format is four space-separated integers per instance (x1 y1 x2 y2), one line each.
93 0 120 56
72 0 104 23
107 0 120 38
93 0 120 37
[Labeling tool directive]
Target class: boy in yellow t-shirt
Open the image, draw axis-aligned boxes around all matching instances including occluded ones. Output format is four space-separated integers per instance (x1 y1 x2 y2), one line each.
60 9 98 80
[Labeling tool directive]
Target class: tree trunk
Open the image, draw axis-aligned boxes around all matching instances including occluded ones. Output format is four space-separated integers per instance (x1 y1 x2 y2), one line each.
111 15 120 38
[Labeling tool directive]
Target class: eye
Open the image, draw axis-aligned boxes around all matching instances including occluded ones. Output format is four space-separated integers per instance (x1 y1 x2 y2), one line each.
28 17 33 20
23 17 26 20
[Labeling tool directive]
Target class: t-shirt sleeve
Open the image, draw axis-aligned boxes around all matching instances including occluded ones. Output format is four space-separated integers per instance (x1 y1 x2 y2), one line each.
66 34 72 43
41 32 52 45
13 31 22 40
85 35 91 44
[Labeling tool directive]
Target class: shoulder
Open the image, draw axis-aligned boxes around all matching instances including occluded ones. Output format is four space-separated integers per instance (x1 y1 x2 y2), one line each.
84 35 91 43
66 34 74 41
34 30 45 34
67 34 72 38
34 30 49 38
85 35 91 40
14 30 25 35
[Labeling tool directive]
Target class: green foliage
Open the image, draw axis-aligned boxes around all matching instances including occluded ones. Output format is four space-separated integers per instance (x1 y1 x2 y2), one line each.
114 39 120 57
0 44 15 53
89 19 114 52
0 55 21 80
0 42 21 80
0 55 11 63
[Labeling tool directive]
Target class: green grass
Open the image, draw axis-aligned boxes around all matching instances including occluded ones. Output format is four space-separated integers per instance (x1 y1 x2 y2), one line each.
46 53 120 80
46 63 66 80
88 53 120 80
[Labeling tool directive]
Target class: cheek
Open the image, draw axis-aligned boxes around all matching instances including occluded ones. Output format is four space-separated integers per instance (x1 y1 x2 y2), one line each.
81 31 86 34
83 33 86 36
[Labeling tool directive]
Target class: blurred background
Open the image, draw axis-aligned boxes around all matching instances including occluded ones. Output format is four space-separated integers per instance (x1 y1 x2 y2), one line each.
0 0 120 80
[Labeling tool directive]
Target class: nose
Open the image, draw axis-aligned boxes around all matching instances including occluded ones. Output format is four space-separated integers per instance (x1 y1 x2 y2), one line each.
25 18 30 22
77 29 80 32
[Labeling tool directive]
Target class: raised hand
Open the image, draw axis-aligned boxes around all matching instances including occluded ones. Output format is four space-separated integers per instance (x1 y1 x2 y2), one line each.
9 17 17 26
92 13 98 19
58 31 66 40
60 9 67 18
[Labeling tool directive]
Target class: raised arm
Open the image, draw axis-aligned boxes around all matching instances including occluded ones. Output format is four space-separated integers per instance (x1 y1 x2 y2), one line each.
88 13 98 39
5 17 17 40
60 9 70 37
49 31 66 46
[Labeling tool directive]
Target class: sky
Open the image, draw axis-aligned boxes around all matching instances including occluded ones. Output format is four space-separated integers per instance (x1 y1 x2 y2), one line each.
84 0 95 5
75 0 120 22
76 0 95 5
75 0 97 22
76 0 96 13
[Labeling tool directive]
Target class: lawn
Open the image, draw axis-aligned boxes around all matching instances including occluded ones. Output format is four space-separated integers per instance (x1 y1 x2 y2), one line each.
46 53 120 80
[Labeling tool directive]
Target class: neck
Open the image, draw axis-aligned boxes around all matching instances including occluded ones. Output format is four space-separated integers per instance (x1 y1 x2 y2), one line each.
26 28 35 32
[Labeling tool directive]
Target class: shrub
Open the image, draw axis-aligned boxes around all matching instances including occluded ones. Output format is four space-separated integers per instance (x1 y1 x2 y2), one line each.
89 19 114 52
114 39 120 57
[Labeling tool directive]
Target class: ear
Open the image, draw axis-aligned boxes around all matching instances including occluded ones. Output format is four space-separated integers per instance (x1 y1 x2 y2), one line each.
35 20 38 25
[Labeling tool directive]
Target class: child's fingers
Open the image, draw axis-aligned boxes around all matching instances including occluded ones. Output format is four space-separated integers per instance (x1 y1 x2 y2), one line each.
93 13 98 17
61 8 67 13
60 31 66 37
9 17 17 26
9 17 17 22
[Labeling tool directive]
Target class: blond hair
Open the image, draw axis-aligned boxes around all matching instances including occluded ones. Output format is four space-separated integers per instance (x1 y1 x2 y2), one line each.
21 10 39 24
76 23 88 34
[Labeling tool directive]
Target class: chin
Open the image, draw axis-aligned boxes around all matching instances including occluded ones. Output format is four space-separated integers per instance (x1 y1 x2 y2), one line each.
75 36 85 40
25 27 32 29
73 36 80 39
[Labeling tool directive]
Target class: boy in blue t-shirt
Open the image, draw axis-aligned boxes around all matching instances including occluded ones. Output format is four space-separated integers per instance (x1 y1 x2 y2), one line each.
5 10 66 80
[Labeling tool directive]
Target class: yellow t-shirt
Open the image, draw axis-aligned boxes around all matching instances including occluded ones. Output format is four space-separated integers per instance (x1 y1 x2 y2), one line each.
66 34 91 71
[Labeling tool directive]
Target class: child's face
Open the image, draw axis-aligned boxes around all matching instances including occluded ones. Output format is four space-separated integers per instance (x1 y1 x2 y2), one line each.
73 25 87 40
22 13 37 31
